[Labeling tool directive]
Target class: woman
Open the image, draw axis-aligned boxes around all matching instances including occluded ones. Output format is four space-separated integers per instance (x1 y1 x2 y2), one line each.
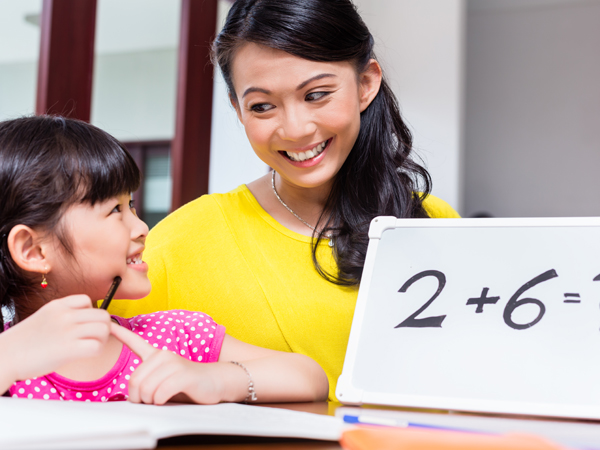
109 0 460 400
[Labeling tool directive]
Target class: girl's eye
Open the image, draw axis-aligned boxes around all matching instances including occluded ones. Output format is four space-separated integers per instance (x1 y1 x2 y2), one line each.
129 199 138 216
111 199 135 215
306 91 329 102
249 103 274 113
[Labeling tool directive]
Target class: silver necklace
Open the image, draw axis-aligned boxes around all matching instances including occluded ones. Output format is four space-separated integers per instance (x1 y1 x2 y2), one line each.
271 170 334 247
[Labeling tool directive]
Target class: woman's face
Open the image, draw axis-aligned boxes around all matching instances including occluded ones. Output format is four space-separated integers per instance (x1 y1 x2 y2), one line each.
230 43 381 191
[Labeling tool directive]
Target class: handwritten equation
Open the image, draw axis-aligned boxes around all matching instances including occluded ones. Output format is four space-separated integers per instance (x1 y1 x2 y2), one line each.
395 270 600 330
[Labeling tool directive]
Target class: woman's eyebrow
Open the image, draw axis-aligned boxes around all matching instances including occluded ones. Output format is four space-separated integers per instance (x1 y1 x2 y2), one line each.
242 87 271 98
242 73 337 99
296 73 336 90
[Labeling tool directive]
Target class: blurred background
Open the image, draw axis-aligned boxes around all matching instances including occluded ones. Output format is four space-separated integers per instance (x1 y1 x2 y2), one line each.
1 0 599 225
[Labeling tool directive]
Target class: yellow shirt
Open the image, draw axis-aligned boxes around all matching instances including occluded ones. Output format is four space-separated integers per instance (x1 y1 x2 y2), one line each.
109 185 460 400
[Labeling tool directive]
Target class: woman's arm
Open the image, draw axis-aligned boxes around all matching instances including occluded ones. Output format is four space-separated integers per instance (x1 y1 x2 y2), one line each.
216 334 329 403
111 324 328 405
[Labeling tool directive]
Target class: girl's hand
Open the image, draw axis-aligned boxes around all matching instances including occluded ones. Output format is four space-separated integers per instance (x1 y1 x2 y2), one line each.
0 295 111 385
111 322 329 405
111 323 232 405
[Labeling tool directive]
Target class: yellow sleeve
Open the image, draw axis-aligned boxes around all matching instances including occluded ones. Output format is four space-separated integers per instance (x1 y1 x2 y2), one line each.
422 194 461 218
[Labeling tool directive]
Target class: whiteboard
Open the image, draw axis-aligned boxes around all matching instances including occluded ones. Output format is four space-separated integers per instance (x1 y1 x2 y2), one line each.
336 216 600 419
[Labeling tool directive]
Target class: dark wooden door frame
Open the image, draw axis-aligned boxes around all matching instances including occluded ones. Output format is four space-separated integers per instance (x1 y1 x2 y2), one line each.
171 0 218 210
36 0 97 121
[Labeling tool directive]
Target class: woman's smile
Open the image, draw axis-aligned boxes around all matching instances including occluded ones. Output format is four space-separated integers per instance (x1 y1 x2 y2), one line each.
279 138 332 167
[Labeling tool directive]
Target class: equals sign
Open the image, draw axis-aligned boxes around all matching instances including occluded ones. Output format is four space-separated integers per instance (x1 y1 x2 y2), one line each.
563 293 581 303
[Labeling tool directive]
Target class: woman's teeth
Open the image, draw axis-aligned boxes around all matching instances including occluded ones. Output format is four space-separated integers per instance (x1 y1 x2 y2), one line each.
286 140 327 162
127 255 143 265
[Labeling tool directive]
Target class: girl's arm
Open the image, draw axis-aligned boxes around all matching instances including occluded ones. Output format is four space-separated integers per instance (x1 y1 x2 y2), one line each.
111 324 328 405
0 295 112 394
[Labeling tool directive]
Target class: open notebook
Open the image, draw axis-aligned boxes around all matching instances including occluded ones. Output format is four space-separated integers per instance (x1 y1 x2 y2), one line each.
0 397 344 450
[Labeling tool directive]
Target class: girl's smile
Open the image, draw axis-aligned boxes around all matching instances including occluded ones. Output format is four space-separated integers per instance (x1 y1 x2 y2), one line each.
126 249 148 272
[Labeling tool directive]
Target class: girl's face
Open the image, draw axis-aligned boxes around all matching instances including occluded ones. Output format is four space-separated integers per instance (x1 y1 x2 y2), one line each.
230 43 381 192
49 193 151 302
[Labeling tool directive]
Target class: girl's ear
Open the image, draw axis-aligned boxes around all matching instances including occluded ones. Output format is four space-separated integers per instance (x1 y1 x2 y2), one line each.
358 59 383 113
7 225 52 275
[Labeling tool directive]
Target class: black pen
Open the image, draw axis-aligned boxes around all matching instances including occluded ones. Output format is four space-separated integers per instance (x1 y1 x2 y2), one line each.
100 276 122 310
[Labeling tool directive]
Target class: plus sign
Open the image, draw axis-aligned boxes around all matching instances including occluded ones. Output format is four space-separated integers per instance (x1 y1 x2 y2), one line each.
466 287 500 313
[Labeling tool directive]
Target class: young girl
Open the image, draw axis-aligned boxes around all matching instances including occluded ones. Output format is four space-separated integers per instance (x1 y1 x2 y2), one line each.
0 115 328 404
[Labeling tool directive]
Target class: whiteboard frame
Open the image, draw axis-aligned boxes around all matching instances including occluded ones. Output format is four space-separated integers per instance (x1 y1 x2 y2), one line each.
336 216 600 419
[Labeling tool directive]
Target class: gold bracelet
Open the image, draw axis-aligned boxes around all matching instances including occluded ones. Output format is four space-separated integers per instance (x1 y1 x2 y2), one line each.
230 361 257 403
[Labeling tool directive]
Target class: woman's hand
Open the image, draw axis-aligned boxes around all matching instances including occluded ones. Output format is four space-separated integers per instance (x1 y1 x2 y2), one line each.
0 295 111 393
111 323 234 405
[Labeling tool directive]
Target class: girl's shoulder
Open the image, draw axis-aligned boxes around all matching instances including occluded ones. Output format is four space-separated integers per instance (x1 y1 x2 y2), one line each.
422 194 461 219
122 310 220 330
122 310 226 363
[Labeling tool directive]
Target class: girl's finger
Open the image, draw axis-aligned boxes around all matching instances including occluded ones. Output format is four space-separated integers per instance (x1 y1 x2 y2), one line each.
72 322 111 342
110 323 156 361
61 294 95 309
152 372 188 405
127 352 178 403
69 308 111 325
135 361 180 404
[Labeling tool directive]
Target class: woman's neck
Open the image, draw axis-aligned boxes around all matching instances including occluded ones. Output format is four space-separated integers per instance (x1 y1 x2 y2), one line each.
246 172 334 237
276 173 332 219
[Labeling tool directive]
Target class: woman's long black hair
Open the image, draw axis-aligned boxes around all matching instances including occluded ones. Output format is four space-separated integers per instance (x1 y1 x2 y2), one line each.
0 116 141 332
213 0 432 286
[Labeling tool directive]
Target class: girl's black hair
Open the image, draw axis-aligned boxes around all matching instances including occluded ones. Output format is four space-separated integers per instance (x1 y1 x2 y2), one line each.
213 0 432 286
0 115 141 331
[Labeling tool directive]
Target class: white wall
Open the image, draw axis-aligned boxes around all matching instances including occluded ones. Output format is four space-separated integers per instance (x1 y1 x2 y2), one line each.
464 0 600 217
0 61 37 120
91 49 178 142
0 0 41 120
356 0 466 212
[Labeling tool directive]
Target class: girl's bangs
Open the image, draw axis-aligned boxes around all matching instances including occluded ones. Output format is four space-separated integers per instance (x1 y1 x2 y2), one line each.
46 117 141 206
73 141 141 205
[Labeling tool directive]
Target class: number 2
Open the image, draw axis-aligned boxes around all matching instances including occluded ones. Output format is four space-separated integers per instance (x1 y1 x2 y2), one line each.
395 270 447 328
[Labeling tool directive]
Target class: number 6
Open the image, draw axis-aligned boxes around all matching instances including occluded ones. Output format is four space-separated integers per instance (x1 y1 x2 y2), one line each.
503 269 558 330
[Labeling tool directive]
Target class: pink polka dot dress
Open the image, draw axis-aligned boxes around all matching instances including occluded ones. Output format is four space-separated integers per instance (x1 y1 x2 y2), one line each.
8 310 225 402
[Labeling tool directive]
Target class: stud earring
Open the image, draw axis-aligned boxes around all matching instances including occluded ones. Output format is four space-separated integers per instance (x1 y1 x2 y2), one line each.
41 274 48 289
